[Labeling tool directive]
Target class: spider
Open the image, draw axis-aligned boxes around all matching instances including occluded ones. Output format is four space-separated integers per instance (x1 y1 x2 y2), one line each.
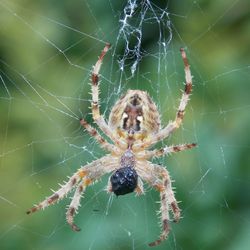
27 44 196 247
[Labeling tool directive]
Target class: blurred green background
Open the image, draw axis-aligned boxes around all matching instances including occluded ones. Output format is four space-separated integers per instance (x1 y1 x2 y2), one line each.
0 0 250 250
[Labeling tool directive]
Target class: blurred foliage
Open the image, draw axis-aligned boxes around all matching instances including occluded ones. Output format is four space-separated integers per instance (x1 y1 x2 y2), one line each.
0 0 250 250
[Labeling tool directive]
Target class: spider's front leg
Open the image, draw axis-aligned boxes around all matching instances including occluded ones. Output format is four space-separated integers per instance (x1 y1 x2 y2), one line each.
136 162 180 247
91 43 110 124
133 48 193 151
90 44 126 149
151 48 192 144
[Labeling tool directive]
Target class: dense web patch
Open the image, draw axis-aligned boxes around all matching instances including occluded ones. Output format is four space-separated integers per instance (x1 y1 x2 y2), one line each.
0 0 249 250
114 0 172 78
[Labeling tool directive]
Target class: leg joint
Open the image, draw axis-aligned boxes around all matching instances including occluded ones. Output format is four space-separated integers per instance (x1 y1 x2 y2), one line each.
91 74 99 86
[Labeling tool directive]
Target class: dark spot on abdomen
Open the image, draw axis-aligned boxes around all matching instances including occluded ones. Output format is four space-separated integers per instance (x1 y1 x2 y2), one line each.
110 167 138 196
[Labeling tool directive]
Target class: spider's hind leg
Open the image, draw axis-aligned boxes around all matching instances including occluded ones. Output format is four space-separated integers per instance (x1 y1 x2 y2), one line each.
27 156 118 216
26 172 81 214
65 156 118 231
154 164 181 223
150 167 180 246
66 180 89 232
136 162 180 247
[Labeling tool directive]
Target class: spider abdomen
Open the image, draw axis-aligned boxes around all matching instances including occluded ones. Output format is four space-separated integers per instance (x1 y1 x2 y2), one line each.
110 167 138 196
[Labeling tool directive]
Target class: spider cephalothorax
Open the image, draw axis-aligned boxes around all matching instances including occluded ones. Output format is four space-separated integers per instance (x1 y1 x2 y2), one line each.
27 44 196 247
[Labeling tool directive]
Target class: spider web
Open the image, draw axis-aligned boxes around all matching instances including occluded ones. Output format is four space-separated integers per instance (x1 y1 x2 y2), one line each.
1 0 250 250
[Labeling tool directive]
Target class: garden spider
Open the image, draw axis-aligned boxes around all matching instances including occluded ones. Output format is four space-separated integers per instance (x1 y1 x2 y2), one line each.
27 44 196 247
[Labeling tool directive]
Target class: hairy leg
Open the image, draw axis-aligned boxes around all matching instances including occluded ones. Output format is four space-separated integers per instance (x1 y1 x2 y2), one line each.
136 161 180 247
66 181 86 231
135 176 144 196
133 48 193 151
80 118 120 155
90 44 127 149
66 180 89 232
27 155 118 214
27 172 81 214
141 143 197 159
66 157 120 231
91 44 114 139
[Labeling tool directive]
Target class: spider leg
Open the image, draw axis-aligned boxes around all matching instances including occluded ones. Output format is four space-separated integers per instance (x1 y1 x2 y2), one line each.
66 180 87 232
152 164 181 224
91 44 127 149
133 48 192 151
91 43 110 124
135 176 144 196
26 172 81 214
136 162 180 247
91 44 121 145
27 155 118 214
80 118 120 155
152 48 192 143
66 158 119 232
142 143 197 159
106 177 113 193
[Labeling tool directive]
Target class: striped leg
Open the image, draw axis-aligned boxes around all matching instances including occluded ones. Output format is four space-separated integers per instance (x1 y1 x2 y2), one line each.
26 172 81 214
80 119 120 155
91 44 114 138
149 186 170 247
66 181 87 231
136 162 180 247
91 43 110 122
90 44 126 149
66 158 118 231
142 143 197 159
150 48 192 143
148 165 180 247
176 48 192 127
133 48 192 151
26 156 114 215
